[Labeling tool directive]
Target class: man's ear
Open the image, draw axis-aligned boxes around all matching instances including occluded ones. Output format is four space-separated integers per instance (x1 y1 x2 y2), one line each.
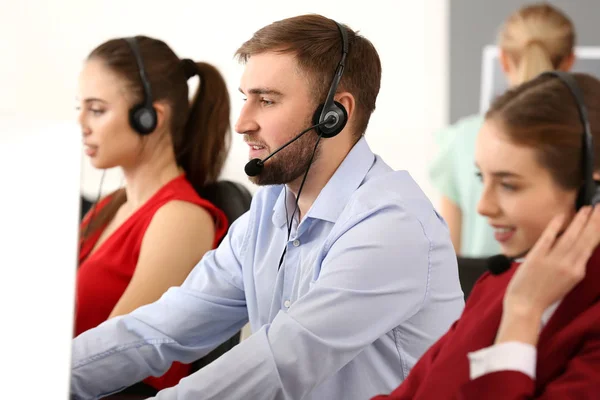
335 91 355 123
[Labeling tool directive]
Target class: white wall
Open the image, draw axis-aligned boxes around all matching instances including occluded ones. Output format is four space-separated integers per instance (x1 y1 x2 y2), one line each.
1 0 448 203
0 1 448 397
0 116 81 398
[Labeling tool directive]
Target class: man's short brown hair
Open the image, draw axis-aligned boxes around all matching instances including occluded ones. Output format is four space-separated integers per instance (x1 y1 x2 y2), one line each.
235 14 382 138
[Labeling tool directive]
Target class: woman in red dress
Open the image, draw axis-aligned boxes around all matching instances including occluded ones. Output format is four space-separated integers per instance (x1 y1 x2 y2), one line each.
75 35 231 394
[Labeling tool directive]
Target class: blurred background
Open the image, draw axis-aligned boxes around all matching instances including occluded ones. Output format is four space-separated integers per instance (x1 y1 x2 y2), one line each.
1 0 598 397
0 0 447 205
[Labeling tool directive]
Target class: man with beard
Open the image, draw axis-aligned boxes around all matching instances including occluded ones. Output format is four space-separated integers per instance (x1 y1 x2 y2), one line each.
70 14 464 400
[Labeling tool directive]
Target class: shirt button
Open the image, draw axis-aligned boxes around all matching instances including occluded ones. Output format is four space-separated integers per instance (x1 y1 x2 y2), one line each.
293 239 300 247
284 300 291 308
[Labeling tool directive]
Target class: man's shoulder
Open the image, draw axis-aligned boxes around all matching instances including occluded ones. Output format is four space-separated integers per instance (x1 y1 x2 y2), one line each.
357 160 431 206
342 164 436 225
324 165 451 256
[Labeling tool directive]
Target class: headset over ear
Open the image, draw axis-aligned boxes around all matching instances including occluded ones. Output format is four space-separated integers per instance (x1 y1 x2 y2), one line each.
541 71 600 209
311 21 349 139
124 37 158 136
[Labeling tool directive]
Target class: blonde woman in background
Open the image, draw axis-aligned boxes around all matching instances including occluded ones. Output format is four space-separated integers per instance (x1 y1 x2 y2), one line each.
430 2 576 257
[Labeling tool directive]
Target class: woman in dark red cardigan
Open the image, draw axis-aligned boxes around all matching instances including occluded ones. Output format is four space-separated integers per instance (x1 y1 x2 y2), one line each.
373 72 600 399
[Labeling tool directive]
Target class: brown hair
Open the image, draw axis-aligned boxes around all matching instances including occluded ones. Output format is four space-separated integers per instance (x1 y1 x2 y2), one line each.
82 35 231 239
235 14 381 138
498 3 575 85
485 72 600 190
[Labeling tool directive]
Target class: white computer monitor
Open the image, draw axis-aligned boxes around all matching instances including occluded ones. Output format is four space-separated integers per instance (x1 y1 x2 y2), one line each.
0 114 81 398
480 45 600 114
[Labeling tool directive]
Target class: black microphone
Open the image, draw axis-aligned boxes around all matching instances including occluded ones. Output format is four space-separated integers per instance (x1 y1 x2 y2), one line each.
244 116 336 177
244 158 264 177
486 249 530 275
486 254 513 275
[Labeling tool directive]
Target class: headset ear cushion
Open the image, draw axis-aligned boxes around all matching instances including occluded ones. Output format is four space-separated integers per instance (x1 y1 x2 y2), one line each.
312 101 348 138
129 104 157 135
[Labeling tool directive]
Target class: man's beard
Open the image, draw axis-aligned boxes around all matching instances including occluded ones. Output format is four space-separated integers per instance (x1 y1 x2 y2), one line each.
248 125 321 186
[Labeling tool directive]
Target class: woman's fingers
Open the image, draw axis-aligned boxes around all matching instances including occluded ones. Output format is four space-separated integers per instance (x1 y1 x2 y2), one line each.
550 206 592 258
569 206 600 268
527 212 566 259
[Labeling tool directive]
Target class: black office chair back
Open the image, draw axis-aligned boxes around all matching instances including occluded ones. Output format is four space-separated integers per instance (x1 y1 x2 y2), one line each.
80 195 94 221
199 180 253 239
456 257 489 300
188 180 253 373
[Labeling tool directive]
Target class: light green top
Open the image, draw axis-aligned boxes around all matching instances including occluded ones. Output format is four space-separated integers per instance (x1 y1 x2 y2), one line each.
429 114 501 257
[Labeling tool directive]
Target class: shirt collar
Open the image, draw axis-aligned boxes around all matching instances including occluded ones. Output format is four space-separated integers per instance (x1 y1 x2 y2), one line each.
271 136 375 227
272 185 296 228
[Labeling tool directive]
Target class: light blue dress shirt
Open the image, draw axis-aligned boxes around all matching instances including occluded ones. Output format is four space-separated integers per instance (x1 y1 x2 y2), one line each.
70 137 464 400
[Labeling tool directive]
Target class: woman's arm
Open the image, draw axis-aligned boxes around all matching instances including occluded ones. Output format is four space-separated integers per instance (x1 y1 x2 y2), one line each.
108 200 216 318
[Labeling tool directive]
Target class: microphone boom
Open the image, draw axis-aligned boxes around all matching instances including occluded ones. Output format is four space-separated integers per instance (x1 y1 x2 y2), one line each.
244 116 335 177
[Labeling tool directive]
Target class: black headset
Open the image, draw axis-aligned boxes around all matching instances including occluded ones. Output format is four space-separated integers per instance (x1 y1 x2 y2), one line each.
541 71 600 210
310 21 349 138
274 20 351 271
124 37 158 135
